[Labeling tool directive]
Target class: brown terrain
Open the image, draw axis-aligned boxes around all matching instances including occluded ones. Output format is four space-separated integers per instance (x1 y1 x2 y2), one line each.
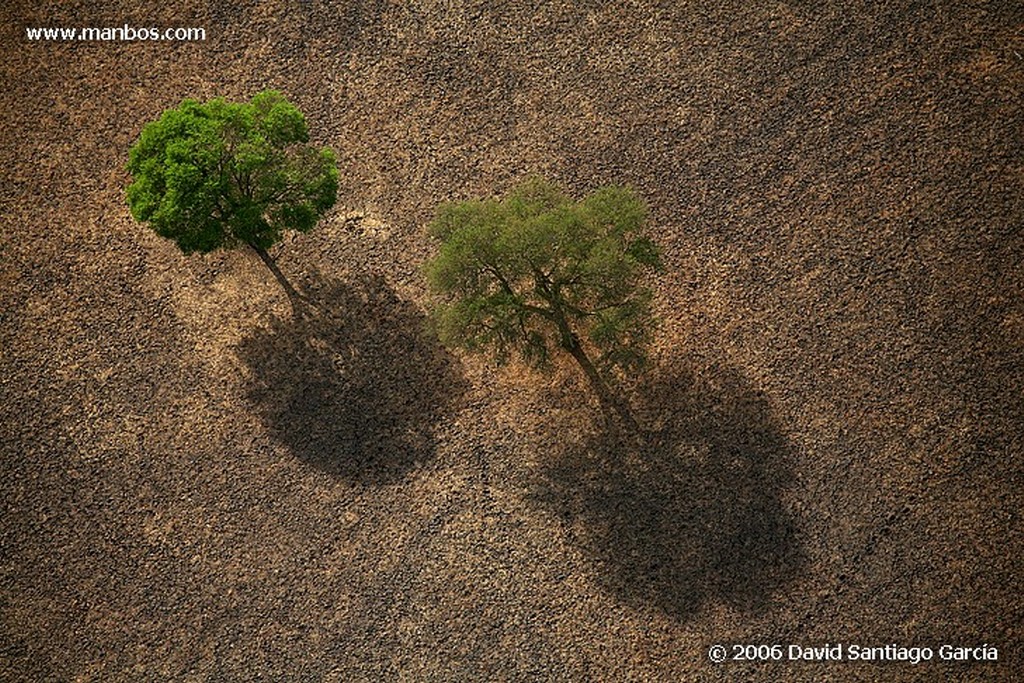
2 1 1022 680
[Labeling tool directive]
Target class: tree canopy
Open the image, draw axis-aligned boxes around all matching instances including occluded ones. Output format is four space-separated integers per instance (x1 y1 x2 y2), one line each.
425 176 661 427
126 90 338 303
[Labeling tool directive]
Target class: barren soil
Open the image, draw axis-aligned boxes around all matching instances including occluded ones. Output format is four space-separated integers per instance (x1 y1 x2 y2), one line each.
2 1 1022 681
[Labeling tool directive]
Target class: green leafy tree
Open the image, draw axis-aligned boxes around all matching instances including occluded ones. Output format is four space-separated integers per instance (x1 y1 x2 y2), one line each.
126 90 338 308
425 176 661 430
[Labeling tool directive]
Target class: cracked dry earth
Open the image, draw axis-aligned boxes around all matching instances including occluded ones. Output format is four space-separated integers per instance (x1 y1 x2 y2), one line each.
2 1 1022 681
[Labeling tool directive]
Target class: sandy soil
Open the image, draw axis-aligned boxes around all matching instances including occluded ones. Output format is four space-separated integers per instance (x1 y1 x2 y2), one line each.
2 1 1022 680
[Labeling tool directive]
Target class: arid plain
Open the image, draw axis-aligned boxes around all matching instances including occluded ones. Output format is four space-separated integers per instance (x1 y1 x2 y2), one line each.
2 1 1022 680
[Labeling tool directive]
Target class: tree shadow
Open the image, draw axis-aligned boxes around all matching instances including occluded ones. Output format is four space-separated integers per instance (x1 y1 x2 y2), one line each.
237 269 468 484
531 357 806 621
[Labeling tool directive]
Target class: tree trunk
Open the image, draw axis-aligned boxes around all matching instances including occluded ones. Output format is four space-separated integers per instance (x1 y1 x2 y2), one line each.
249 243 307 313
537 282 641 435
563 332 640 434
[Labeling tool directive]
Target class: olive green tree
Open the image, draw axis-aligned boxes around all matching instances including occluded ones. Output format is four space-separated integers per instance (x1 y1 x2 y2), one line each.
425 176 661 430
126 90 338 308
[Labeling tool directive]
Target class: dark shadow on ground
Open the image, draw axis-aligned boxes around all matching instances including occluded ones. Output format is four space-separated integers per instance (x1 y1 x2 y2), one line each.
237 269 468 484
531 357 806 621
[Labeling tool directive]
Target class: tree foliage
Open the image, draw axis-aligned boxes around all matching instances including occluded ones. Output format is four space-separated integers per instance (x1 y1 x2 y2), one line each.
425 176 661 423
126 91 338 302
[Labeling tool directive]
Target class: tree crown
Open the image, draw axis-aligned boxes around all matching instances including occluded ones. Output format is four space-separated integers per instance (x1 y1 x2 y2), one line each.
126 90 338 254
426 176 661 376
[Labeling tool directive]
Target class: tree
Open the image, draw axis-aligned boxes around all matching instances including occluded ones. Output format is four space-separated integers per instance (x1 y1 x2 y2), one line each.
425 176 661 430
126 90 338 309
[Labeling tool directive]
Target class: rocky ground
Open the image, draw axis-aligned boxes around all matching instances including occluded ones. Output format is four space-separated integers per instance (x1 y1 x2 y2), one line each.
2 1 1022 680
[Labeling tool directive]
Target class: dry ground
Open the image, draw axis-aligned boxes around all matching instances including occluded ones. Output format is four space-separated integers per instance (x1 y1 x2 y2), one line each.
2 1 1022 681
